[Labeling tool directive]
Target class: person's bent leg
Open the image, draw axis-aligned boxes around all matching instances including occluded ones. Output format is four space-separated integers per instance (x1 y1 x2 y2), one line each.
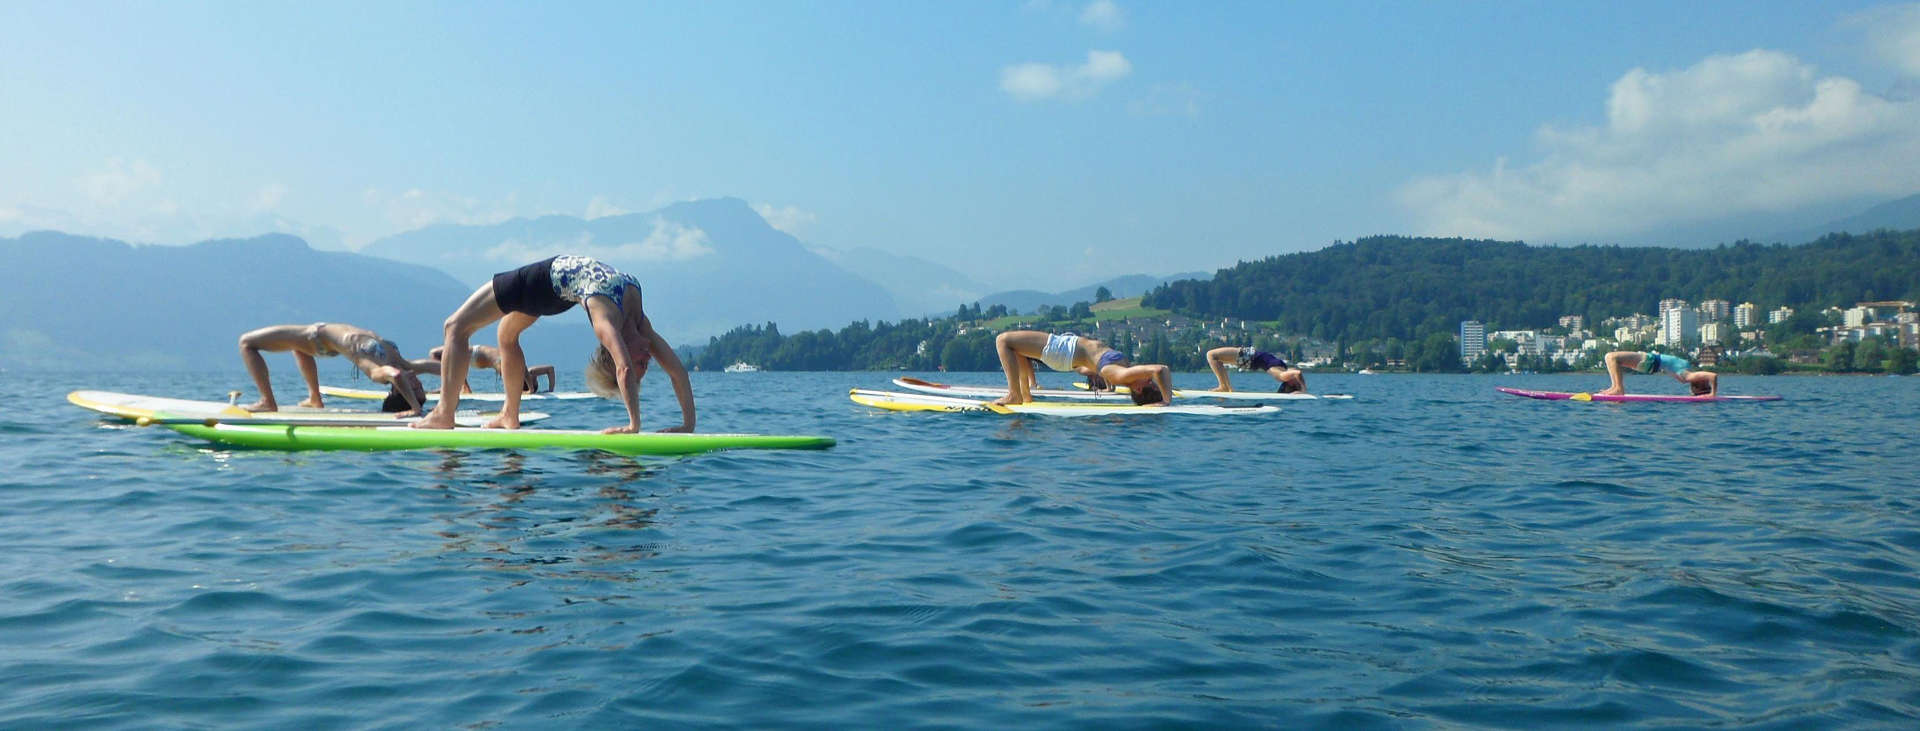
237 330 279 412
1205 347 1237 391
295 352 323 408
414 285 507 429
991 332 1025 405
486 313 537 429
1600 351 1636 395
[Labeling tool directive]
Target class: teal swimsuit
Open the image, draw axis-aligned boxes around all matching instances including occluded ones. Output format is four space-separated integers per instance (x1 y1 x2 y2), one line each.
1638 352 1691 375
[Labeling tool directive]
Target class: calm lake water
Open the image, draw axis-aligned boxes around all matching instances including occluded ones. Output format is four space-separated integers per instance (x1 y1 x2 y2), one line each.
3 369 1917 728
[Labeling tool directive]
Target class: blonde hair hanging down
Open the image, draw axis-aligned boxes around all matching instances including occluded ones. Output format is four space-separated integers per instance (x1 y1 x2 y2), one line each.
585 345 619 398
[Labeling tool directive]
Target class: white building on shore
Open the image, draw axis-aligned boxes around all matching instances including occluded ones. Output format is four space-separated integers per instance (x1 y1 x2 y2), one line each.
1659 305 1699 347
1459 320 1486 365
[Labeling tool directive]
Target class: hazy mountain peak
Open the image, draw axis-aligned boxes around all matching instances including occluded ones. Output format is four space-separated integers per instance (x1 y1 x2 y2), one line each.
361 197 897 342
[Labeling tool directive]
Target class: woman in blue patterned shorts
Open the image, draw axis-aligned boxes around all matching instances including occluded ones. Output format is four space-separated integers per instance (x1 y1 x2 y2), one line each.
412 255 695 433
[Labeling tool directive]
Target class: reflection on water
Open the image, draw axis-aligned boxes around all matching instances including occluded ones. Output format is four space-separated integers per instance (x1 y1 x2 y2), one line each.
421 448 669 583
5 371 1918 727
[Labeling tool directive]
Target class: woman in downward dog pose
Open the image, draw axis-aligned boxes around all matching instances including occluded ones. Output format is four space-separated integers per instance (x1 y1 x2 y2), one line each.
412 255 695 432
1205 346 1307 393
1599 350 1718 397
237 322 433 415
989 331 1172 406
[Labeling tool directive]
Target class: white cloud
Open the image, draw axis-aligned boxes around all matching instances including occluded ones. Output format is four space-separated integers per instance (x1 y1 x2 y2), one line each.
482 217 715 265
371 187 519 231
253 183 288 212
585 195 628 219
752 202 817 236
78 158 161 206
1000 50 1133 102
1396 49 1920 242
1079 0 1124 32
1844 3 1920 78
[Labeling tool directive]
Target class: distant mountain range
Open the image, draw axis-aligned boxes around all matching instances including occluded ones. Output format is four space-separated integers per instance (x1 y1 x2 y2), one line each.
360 197 1204 337
361 198 898 345
1773 192 1920 245
976 272 1210 315
12 191 1915 371
0 232 471 369
809 245 989 318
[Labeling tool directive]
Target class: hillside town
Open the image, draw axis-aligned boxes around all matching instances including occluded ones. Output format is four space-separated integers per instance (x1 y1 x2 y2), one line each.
1458 299 1920 370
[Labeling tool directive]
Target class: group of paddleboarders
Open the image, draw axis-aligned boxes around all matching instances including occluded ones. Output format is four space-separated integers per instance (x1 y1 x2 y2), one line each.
238 254 1723 429
240 271 1317 425
238 322 577 415
987 331 1309 406
240 255 696 434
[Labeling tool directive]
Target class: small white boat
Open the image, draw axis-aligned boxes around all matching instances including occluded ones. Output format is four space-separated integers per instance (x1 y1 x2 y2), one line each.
1357 368 1377 375
724 362 761 373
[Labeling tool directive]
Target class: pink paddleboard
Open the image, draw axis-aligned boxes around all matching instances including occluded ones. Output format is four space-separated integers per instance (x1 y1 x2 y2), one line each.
1496 386 1782 403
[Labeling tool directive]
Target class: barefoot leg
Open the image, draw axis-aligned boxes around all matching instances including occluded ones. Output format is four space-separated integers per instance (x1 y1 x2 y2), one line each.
1205 347 1237 391
238 330 279 412
989 332 1051 405
414 284 508 429
295 352 323 408
1600 351 1636 395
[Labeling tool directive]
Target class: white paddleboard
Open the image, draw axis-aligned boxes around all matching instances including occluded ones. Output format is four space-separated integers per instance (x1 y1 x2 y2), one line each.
68 390 548 427
850 388 1280 416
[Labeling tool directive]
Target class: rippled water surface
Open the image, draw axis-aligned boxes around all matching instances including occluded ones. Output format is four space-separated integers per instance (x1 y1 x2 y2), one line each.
3 369 1918 727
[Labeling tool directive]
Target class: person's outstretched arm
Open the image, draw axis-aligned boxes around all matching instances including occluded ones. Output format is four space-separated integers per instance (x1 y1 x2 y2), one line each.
528 365 556 393
643 317 695 432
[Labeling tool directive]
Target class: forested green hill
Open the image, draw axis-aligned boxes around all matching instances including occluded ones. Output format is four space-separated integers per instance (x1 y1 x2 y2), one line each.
1142 230 1920 342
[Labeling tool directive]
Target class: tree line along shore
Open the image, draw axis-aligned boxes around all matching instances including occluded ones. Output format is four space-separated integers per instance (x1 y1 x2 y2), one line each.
688 229 1920 375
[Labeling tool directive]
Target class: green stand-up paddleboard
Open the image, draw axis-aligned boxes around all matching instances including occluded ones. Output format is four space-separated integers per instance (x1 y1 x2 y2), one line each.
162 423 835 456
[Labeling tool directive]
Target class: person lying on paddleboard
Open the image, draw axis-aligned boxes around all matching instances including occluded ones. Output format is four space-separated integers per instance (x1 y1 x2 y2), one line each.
238 323 435 415
1205 346 1306 393
990 331 1171 406
412 255 694 433
1599 350 1717 397
427 345 557 394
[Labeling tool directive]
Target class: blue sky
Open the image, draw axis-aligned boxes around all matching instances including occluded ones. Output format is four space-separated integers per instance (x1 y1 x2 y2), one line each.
3 0 1918 290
